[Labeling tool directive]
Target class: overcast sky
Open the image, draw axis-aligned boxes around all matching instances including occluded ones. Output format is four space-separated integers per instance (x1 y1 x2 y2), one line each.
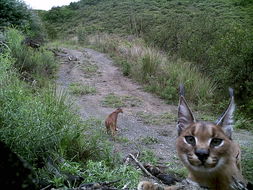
23 0 80 10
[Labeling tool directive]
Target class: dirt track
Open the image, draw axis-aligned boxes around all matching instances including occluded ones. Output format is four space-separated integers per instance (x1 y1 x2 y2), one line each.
56 47 253 171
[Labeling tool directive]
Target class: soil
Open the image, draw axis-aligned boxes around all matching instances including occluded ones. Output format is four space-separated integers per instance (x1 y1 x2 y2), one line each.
56 47 253 172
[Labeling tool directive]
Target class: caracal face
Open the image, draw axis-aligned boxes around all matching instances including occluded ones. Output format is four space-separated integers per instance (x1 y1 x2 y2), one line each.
176 121 234 173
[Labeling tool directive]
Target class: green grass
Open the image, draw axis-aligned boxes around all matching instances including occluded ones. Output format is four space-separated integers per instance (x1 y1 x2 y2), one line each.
136 111 176 125
139 149 158 165
235 114 253 133
241 146 253 183
122 95 142 107
81 63 99 77
114 136 130 143
101 93 125 108
0 53 82 165
83 160 141 189
101 93 142 108
69 82 96 95
140 136 159 145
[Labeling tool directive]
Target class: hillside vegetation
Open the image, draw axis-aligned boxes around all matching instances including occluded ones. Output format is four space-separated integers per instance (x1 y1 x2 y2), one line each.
41 0 253 122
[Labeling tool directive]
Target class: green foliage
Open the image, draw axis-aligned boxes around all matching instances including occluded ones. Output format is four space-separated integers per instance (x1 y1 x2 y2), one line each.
0 0 46 41
235 113 253 133
79 117 118 165
234 0 253 6
42 6 76 23
83 160 141 189
5 28 57 83
90 34 217 106
0 0 30 29
77 27 88 44
121 60 131 76
0 54 81 165
141 53 160 81
139 149 158 165
241 146 253 182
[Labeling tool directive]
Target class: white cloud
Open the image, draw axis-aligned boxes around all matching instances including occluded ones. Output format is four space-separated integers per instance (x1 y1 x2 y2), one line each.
24 0 80 10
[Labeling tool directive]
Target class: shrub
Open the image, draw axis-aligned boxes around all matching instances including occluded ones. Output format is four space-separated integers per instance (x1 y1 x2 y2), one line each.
0 0 31 29
121 60 131 76
141 52 160 81
77 27 88 44
5 28 57 83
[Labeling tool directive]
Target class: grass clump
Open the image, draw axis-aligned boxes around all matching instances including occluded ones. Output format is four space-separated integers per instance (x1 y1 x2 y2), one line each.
101 93 125 108
140 136 159 145
83 160 141 189
241 146 253 182
136 111 176 125
139 149 158 165
69 83 96 95
81 63 99 76
101 93 142 108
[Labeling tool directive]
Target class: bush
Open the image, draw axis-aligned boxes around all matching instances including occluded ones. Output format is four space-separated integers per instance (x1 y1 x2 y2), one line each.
5 28 57 83
121 60 131 76
0 0 46 41
0 0 31 29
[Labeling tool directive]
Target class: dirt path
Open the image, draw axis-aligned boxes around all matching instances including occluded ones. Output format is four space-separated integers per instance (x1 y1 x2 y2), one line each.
56 47 253 170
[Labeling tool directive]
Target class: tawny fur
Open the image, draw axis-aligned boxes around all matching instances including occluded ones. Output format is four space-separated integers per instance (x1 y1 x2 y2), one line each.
105 108 123 136
176 122 245 190
175 87 246 190
138 87 247 190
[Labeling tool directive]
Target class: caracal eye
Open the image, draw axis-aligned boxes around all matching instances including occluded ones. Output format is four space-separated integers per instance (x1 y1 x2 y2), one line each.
185 136 196 146
210 138 223 147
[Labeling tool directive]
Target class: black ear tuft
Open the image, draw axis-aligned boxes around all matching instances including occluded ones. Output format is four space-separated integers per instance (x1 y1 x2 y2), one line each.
177 84 195 136
215 88 235 139
229 87 234 98
179 84 185 97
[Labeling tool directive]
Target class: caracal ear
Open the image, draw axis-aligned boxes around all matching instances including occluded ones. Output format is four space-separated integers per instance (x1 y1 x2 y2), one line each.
177 84 196 136
215 88 235 139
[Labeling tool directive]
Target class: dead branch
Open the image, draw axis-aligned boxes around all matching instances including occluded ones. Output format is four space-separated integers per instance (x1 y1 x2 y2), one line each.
128 153 157 180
